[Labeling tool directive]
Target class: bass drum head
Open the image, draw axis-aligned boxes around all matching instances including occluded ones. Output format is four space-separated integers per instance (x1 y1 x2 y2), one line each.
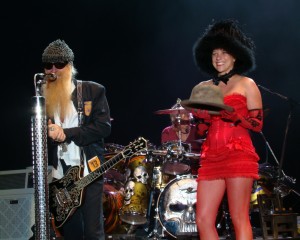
157 174 198 239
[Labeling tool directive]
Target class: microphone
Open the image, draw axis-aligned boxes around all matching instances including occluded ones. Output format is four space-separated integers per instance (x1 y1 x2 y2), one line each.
35 73 57 82
34 73 57 96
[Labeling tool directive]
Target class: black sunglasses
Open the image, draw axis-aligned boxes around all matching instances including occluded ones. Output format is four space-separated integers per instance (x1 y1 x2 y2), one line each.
43 62 68 70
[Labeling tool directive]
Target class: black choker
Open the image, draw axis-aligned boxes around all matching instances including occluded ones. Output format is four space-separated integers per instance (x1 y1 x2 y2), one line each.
212 70 236 86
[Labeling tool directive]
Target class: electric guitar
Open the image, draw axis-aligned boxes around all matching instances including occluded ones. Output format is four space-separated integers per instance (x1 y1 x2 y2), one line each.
49 137 148 228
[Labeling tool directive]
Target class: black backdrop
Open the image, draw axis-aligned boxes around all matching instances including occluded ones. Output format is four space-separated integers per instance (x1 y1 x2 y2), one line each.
2 0 300 210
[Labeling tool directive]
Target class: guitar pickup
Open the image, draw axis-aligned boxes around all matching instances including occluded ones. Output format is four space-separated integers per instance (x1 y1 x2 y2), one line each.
56 188 72 208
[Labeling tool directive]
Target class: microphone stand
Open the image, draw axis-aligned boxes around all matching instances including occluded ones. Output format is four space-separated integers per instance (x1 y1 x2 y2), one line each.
258 85 299 196
31 73 51 240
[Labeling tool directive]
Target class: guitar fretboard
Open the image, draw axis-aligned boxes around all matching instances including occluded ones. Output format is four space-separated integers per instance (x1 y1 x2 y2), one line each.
76 153 124 189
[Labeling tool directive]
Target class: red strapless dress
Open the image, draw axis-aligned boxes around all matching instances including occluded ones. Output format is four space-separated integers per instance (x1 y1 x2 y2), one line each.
197 94 260 180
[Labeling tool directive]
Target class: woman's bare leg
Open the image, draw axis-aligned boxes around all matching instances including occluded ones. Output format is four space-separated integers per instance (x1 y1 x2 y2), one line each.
226 177 253 240
196 179 226 240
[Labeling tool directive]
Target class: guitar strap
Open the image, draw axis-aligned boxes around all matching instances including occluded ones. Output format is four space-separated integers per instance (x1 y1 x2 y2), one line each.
77 80 85 177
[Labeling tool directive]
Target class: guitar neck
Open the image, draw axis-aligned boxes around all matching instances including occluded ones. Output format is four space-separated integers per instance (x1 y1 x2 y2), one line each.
76 152 124 189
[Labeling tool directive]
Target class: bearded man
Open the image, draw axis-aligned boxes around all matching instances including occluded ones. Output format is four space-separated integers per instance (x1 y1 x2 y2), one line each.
42 39 111 240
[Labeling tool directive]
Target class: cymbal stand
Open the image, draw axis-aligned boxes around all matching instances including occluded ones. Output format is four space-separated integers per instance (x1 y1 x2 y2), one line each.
143 151 164 239
258 85 300 178
259 130 299 199
259 131 294 181
221 197 233 239
258 85 299 197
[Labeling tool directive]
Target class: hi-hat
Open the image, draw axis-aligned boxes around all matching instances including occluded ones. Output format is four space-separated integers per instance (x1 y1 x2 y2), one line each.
154 107 190 115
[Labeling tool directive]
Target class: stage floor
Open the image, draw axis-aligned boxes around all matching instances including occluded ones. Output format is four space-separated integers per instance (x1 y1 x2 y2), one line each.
104 227 300 240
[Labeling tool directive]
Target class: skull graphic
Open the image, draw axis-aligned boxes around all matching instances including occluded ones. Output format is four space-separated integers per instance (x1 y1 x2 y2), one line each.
133 165 149 184
162 177 197 235
124 180 135 205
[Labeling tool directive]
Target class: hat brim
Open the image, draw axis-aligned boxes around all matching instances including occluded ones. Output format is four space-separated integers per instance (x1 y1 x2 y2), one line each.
181 99 233 115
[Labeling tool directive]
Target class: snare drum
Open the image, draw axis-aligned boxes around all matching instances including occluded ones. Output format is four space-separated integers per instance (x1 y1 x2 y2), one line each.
159 141 192 175
119 154 154 225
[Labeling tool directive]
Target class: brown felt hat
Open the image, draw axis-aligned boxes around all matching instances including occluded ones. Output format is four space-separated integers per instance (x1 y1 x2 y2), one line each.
181 84 233 115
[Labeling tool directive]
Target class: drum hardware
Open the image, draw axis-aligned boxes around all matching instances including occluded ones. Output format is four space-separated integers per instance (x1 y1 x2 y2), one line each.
146 187 168 240
182 152 201 159
150 149 200 159
217 197 233 239
150 207 167 240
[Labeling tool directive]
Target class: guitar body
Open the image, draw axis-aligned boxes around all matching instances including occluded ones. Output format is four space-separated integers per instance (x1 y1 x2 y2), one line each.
48 137 148 229
49 165 84 228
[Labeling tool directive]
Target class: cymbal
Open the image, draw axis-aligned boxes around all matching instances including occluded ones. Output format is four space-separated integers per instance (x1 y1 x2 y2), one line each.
154 107 190 115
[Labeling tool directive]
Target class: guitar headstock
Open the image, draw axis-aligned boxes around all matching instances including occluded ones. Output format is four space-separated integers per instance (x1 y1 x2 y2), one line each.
122 137 148 158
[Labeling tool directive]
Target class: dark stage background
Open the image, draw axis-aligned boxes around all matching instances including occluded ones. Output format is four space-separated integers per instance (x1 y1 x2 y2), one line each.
2 1 300 210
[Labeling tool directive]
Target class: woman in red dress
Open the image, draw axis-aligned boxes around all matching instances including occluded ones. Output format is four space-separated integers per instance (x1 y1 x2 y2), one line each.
183 19 263 240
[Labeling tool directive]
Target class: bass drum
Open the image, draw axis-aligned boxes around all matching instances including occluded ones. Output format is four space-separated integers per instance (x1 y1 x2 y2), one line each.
157 175 198 239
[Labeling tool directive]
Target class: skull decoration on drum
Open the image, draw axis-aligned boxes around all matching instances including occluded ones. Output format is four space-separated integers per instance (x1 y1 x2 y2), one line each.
158 175 198 238
124 180 135 205
119 154 154 225
133 165 149 184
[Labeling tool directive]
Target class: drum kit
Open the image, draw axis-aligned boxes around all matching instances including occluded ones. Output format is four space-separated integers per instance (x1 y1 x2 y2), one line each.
103 144 201 239
102 105 298 240
102 106 202 239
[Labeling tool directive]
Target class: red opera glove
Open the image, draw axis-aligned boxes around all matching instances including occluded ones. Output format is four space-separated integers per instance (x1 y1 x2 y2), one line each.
191 109 211 120
220 108 263 132
197 122 209 137
220 108 239 122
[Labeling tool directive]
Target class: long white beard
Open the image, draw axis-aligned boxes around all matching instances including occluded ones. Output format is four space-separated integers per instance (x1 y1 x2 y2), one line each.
42 70 72 120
